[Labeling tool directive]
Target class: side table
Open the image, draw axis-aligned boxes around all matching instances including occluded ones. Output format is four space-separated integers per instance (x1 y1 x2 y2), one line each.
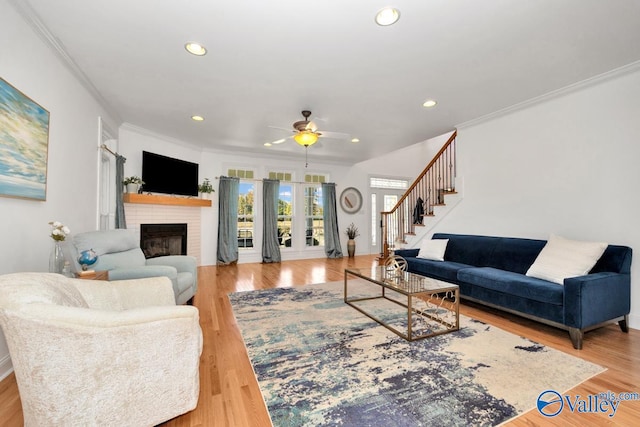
76 270 109 280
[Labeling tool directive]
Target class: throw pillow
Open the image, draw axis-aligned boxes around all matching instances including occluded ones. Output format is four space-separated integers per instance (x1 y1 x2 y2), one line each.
417 239 448 261
526 234 607 284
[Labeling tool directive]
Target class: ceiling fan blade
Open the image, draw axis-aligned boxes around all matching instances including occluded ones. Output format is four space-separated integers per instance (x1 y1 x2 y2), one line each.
306 121 318 132
318 131 351 140
267 135 292 145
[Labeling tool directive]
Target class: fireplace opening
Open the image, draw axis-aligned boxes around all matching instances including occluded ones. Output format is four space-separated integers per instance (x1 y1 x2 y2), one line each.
140 223 187 259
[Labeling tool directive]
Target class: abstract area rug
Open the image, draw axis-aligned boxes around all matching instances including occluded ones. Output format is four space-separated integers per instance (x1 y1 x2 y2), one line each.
228 280 605 426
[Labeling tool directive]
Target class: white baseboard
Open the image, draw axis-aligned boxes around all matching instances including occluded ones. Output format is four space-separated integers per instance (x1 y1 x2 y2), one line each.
0 354 13 382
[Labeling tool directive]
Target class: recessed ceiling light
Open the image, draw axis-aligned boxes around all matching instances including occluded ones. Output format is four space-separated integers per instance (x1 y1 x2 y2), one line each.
185 42 207 56
264 142 272 147
375 7 400 26
351 138 360 143
422 100 437 108
272 139 286 144
191 115 205 121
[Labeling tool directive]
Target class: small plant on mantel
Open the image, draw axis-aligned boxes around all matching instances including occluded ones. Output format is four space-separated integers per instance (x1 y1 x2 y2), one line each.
123 176 144 185
345 223 360 240
198 178 214 194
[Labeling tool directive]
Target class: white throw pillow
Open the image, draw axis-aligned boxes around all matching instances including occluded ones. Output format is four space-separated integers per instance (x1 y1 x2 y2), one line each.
417 239 448 261
526 234 607 284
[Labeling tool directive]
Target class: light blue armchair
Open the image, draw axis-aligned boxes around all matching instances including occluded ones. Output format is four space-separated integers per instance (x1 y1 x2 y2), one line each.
71 229 197 304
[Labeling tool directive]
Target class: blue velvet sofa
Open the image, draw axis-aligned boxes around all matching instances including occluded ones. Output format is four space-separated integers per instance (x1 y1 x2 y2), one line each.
395 233 632 349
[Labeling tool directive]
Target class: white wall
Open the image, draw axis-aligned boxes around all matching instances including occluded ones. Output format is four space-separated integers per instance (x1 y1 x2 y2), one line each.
356 131 454 179
0 1 118 379
118 125 368 265
432 67 640 329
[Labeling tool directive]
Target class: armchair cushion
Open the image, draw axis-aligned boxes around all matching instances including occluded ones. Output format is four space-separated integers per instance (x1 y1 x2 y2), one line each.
74 228 139 254
95 248 147 271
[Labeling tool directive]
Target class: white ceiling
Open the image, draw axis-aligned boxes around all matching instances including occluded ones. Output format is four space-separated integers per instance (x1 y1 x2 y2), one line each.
13 0 640 164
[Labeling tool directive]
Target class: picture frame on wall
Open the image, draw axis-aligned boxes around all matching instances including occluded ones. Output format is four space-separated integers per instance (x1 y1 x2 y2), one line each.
0 77 50 201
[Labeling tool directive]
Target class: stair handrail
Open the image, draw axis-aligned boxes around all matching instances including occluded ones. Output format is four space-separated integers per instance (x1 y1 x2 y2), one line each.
380 130 457 258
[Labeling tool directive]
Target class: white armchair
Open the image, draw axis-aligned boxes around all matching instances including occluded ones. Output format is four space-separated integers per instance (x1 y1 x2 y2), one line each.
0 273 202 427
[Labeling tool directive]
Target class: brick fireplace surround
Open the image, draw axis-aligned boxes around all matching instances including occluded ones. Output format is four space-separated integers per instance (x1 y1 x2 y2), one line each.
125 203 202 265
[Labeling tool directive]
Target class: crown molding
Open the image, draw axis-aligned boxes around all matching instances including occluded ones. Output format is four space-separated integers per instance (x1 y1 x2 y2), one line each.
9 0 122 124
457 60 640 130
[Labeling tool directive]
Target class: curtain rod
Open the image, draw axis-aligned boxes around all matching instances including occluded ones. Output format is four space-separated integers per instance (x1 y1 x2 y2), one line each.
100 144 118 156
214 176 333 186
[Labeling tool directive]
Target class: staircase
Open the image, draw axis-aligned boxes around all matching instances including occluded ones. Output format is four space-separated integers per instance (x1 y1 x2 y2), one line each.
381 131 459 258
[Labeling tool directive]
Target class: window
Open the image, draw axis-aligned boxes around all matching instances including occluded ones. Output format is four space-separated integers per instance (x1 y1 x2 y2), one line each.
304 185 324 247
269 171 292 181
305 174 326 184
370 177 408 189
268 171 294 248
237 182 255 248
228 169 254 179
278 183 293 247
228 168 256 249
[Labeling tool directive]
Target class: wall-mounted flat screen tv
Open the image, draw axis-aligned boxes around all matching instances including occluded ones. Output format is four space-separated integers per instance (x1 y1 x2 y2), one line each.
142 151 199 196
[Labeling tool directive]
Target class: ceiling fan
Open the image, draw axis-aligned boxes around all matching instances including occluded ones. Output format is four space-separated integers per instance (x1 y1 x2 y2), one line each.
268 110 350 148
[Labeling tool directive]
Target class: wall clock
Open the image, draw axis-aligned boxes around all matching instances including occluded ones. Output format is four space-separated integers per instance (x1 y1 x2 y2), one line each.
340 187 363 214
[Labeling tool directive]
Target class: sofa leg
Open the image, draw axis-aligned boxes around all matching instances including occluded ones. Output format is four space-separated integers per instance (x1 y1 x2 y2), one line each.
619 315 629 333
568 328 583 350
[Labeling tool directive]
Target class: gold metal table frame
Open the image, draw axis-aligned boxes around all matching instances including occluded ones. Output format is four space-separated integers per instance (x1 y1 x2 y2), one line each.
344 267 459 341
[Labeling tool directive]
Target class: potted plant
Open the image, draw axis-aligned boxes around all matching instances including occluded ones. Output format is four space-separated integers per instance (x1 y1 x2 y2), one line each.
198 178 215 199
123 176 144 193
345 223 359 258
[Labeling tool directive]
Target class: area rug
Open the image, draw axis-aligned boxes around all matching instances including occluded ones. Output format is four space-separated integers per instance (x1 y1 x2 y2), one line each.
228 279 605 426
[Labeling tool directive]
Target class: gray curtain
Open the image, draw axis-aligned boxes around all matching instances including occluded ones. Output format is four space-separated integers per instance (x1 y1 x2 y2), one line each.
217 176 240 264
322 182 343 258
262 179 281 263
115 154 127 229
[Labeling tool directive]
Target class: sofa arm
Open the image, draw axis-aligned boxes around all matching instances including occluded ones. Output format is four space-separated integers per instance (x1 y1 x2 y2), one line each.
563 272 631 329
147 255 198 293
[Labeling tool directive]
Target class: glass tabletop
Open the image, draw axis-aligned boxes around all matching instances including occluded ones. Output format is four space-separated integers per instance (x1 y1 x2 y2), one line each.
345 266 458 295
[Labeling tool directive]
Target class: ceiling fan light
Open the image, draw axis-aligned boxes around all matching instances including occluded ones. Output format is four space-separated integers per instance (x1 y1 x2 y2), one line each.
294 131 319 147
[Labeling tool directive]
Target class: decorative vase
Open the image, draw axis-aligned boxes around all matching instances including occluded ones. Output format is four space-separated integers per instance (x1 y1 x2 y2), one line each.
126 183 139 193
49 241 65 274
347 239 356 258
200 192 209 200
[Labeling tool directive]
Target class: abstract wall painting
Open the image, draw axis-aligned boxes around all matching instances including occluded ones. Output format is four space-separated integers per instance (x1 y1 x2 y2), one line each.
0 77 50 201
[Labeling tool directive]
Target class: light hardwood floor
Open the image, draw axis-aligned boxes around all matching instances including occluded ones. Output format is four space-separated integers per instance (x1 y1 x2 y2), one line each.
1 255 638 426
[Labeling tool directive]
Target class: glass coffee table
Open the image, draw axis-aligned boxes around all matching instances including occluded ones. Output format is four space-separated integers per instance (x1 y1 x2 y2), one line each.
344 266 459 341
